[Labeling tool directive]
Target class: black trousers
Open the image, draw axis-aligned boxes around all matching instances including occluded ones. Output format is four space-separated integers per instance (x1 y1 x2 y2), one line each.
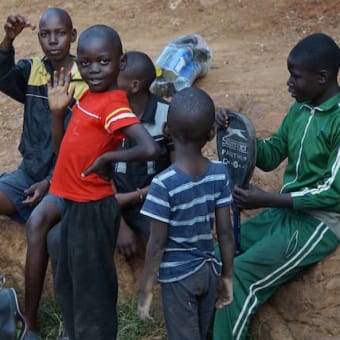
53 196 120 340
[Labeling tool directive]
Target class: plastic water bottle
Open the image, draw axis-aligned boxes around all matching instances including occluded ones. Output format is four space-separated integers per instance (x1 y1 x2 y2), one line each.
151 34 212 97
174 61 202 92
155 44 193 82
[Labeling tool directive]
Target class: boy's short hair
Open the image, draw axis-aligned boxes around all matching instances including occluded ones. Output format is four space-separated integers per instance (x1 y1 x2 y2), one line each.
289 33 340 75
39 7 73 30
124 51 156 89
168 87 215 143
78 24 123 56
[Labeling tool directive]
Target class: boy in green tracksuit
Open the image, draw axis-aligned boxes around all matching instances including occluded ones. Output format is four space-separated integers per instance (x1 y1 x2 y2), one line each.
214 32 340 339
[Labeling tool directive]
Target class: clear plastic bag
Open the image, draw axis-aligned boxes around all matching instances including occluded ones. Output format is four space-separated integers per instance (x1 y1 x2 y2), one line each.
150 34 212 97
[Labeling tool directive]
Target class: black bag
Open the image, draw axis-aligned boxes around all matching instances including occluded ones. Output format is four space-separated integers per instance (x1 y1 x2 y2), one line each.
0 275 27 340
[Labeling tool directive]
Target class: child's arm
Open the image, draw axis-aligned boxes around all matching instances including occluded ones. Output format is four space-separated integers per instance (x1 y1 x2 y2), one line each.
0 15 37 104
115 186 149 258
0 14 34 52
48 68 75 153
82 124 160 179
215 205 234 309
233 184 293 210
115 185 148 208
138 219 167 320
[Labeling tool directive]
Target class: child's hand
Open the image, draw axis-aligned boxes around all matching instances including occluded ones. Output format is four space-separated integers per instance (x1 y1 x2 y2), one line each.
215 107 230 129
22 179 49 207
137 291 153 321
4 14 35 41
215 276 233 309
233 184 270 209
48 68 74 116
82 155 113 181
116 217 137 259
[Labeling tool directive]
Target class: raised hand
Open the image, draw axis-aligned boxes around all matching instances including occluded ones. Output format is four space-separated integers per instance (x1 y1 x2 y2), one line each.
4 14 35 41
48 67 75 118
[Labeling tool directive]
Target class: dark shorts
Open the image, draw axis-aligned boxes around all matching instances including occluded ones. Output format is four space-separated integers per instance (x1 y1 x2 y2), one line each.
0 167 35 223
161 262 218 340
54 196 120 339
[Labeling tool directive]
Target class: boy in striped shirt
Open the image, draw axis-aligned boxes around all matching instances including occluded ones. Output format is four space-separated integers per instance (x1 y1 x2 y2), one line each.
138 87 234 340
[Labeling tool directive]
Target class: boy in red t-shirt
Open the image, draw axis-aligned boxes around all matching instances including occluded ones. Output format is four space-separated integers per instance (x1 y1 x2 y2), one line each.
48 25 159 339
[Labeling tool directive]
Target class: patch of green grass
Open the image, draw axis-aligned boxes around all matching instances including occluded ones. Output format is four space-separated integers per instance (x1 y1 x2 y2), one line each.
37 294 166 340
38 295 62 339
117 296 166 340
37 294 256 340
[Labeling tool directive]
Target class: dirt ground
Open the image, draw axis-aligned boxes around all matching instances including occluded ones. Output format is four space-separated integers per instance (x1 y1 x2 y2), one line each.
1 0 339 184
0 0 339 330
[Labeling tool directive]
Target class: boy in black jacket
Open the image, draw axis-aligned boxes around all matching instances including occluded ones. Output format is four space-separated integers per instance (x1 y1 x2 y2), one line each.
0 8 87 338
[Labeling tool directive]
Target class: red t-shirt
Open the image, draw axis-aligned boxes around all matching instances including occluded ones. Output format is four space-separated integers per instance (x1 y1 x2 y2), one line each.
50 89 140 202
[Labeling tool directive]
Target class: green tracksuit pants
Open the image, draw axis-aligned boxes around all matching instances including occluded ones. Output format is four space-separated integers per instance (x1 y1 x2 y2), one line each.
213 208 339 340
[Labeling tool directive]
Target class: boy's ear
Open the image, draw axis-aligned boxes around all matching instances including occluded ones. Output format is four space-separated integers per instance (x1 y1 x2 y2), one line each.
207 126 215 142
318 69 329 84
71 29 77 43
130 80 141 94
120 53 128 71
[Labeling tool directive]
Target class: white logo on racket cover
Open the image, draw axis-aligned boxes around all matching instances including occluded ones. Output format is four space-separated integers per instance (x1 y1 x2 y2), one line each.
221 138 248 154
224 127 247 140
221 148 247 169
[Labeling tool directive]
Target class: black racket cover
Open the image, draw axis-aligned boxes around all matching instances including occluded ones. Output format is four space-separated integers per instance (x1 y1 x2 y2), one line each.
216 111 257 189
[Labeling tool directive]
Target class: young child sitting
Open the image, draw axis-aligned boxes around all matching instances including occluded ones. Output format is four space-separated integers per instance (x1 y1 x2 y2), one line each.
114 50 174 258
47 25 159 339
138 86 234 340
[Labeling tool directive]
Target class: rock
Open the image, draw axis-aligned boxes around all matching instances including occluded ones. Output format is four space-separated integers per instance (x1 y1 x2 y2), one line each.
0 216 149 301
0 217 28 292
250 247 340 339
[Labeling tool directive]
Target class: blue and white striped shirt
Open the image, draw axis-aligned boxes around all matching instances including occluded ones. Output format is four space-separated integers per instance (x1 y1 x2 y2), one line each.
141 160 233 283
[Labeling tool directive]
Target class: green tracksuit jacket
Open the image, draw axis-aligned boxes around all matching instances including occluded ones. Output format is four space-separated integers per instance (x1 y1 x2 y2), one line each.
257 93 340 236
